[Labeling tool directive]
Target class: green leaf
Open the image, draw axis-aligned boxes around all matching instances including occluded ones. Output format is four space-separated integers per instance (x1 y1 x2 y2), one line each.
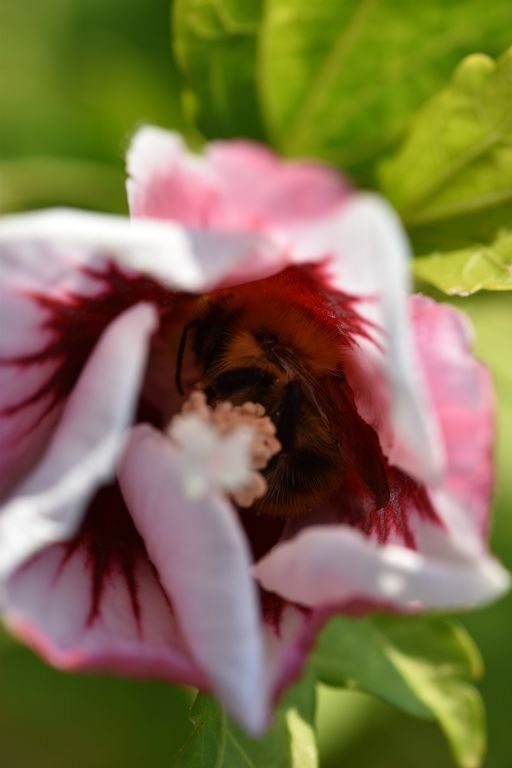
380 48 512 251
173 0 266 141
313 616 485 768
173 0 512 182
0 625 15 654
173 672 318 768
312 616 431 719
263 0 512 176
414 230 512 295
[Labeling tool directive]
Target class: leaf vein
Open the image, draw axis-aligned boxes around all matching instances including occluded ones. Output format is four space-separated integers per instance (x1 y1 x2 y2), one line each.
286 0 377 152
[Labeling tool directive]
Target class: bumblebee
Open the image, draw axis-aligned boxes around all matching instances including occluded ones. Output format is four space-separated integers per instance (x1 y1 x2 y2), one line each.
176 278 389 518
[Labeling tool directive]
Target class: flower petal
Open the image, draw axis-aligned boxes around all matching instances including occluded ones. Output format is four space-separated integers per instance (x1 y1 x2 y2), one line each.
410 296 494 536
0 303 157 578
3 536 205 688
254 525 509 612
127 126 347 229
291 194 444 488
259 599 317 703
118 425 268 734
0 208 286 295
0 290 62 497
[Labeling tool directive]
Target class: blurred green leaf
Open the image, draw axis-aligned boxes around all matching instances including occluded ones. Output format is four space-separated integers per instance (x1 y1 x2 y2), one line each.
414 230 512 295
0 0 197 213
0 157 126 214
173 672 318 767
173 0 512 183
0 626 14 654
173 0 266 141
0 639 193 768
313 616 485 768
380 48 512 267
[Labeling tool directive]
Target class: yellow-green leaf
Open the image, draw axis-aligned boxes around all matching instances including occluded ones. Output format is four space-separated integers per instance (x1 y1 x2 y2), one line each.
173 0 512 184
414 230 512 295
380 48 512 249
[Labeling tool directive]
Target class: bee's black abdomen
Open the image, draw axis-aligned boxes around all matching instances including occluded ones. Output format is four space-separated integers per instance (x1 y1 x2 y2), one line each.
210 367 274 398
262 447 338 513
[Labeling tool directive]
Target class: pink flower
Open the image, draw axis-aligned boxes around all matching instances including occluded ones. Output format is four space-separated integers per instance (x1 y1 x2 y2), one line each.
0 127 508 733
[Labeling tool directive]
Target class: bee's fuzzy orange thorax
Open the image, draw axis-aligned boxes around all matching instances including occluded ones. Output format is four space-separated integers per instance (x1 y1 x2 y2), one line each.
219 330 274 373
212 286 342 378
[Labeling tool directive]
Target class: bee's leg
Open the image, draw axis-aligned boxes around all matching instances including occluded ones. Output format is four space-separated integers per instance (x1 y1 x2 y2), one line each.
276 380 301 452
175 319 198 396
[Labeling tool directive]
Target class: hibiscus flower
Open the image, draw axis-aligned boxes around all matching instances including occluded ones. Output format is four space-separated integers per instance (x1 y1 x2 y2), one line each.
0 127 507 733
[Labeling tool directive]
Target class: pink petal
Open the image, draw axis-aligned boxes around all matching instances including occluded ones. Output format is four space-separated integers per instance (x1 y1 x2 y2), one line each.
118 425 268 734
0 303 157 577
127 126 347 230
410 296 494 536
254 525 509 612
3 538 204 688
127 129 219 226
208 141 347 228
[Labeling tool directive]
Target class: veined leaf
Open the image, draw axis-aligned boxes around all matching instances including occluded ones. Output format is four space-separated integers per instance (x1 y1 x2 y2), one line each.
414 230 512 295
262 0 511 176
312 616 485 768
173 672 318 768
173 0 512 182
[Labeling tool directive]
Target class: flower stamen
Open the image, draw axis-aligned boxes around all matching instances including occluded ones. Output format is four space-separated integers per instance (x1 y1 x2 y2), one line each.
167 391 281 507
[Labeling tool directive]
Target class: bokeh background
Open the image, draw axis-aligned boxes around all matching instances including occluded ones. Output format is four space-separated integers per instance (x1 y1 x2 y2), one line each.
0 1 510 766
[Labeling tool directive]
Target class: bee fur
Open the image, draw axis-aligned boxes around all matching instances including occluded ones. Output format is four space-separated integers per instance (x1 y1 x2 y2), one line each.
175 285 389 517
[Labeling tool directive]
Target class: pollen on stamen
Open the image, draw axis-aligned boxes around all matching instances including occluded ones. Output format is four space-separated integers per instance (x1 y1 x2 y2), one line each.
167 390 281 507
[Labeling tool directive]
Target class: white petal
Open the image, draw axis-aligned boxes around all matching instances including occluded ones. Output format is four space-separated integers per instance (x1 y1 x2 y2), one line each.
3 540 204 688
0 303 157 577
118 425 268 733
254 526 509 611
0 208 286 294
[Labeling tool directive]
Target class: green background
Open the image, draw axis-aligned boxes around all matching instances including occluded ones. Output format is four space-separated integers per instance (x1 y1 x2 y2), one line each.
0 1 510 766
